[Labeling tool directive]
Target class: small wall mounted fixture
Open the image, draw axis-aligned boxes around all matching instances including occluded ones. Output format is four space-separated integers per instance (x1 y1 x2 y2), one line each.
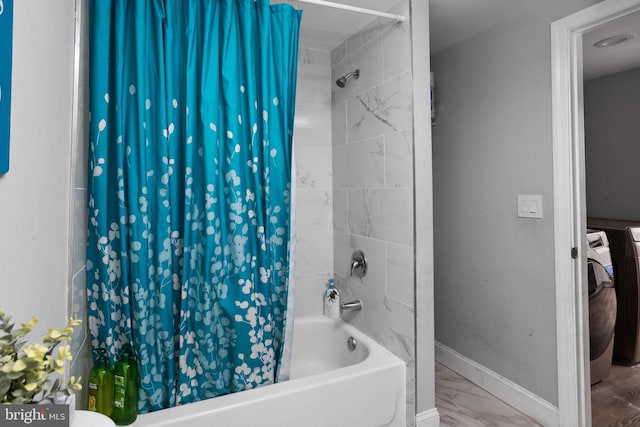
336 69 360 88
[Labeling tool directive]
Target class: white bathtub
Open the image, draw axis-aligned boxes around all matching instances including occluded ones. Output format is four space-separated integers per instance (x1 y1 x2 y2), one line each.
131 316 406 427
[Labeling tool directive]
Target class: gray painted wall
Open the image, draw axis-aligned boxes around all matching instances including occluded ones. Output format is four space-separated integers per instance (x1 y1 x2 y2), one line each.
585 67 640 221
0 0 76 366
432 0 601 406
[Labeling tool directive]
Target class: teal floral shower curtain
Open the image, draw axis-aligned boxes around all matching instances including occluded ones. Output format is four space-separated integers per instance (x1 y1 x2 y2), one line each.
87 0 300 412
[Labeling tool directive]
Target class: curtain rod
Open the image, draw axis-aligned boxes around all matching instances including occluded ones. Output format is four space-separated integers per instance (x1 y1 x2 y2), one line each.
294 0 406 23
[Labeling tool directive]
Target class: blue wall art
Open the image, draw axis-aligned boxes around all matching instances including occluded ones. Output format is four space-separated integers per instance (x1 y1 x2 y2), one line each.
0 0 13 174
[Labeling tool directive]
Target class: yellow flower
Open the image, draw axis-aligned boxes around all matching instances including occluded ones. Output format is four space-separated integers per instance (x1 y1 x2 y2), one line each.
23 343 46 360
54 358 65 375
68 376 83 391
0 309 81 404
57 345 72 362
48 329 62 339
12 360 27 372
20 316 38 331
24 382 39 392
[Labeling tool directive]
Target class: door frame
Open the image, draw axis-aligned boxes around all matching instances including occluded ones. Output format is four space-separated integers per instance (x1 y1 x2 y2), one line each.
551 0 640 425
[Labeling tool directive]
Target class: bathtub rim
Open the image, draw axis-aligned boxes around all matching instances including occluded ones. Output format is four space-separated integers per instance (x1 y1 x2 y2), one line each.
132 315 405 426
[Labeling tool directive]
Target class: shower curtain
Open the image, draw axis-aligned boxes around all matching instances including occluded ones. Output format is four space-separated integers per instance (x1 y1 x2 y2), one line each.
86 0 300 412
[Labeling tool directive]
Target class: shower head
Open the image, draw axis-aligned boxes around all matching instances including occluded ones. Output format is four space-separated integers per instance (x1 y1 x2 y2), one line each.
336 69 360 88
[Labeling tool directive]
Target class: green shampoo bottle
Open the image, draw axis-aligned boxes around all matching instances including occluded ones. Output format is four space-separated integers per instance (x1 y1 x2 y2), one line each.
111 343 140 426
87 348 114 416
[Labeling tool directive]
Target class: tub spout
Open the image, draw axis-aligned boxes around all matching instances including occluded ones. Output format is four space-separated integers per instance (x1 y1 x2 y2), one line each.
341 300 363 313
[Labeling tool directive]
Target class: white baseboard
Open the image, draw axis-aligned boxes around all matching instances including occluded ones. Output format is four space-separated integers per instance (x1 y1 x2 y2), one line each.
435 341 559 427
415 408 440 427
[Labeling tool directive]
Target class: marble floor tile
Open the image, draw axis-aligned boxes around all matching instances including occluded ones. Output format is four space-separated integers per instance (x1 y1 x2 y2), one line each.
435 361 640 426
435 362 541 427
592 364 640 427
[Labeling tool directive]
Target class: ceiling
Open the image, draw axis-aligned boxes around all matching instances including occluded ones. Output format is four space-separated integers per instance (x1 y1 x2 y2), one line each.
428 0 536 53
583 9 640 80
277 0 536 53
276 0 640 80
272 0 403 51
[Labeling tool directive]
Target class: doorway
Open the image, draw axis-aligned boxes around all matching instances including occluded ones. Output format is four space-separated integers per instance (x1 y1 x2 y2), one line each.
551 0 640 425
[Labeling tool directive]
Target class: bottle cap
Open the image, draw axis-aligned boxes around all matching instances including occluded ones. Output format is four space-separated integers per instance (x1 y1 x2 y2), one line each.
96 348 109 367
119 343 136 361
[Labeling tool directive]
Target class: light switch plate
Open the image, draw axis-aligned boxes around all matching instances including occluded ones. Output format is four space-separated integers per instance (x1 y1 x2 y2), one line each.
517 195 543 219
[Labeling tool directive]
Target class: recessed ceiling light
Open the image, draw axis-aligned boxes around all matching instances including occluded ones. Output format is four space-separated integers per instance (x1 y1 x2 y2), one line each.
593 34 635 48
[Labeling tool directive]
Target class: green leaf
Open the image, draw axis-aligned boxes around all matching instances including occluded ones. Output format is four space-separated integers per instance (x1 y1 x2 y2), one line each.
0 381 10 398
11 388 26 397
5 371 24 380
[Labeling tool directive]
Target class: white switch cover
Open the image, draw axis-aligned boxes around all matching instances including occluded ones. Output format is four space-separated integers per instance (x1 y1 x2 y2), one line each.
517 195 543 219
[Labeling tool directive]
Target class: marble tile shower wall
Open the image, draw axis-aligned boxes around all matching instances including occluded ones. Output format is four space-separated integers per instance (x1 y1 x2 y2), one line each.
68 0 92 409
292 47 335 317
67 1 93 409
331 1 415 424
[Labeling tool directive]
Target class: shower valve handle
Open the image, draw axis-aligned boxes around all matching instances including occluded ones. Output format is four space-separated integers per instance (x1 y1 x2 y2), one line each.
350 250 367 278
